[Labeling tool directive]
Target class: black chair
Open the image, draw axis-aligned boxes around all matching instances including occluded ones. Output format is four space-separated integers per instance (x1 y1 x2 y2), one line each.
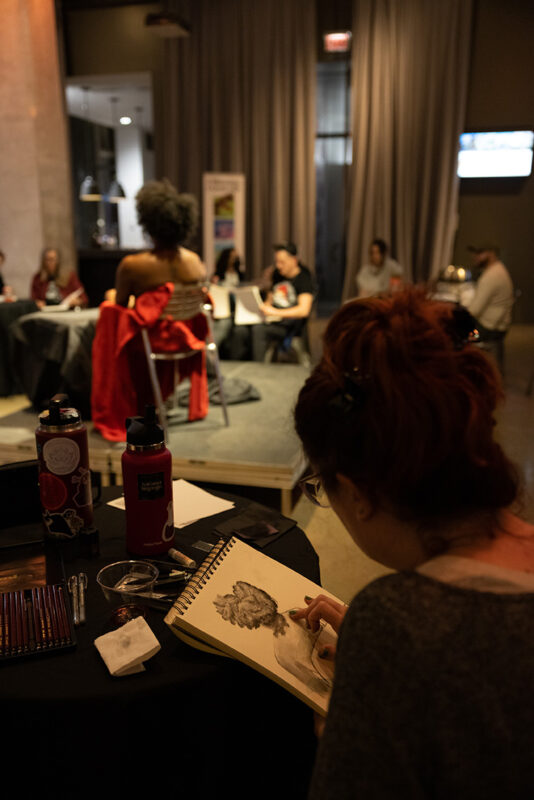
474 288 521 377
0 460 41 530
141 282 229 440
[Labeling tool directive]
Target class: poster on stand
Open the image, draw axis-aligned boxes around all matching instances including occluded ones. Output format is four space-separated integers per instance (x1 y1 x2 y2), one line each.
202 173 246 277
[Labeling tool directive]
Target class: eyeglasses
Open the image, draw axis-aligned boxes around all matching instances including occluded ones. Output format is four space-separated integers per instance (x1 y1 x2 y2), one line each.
299 473 330 508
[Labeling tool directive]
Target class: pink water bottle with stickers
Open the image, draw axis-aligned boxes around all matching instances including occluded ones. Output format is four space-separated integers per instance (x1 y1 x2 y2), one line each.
121 405 174 556
35 394 94 541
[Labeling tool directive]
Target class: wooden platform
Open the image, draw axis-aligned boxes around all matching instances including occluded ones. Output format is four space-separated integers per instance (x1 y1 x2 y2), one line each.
0 362 309 514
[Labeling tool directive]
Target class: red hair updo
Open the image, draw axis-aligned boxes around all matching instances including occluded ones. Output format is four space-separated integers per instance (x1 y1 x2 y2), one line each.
294 288 519 536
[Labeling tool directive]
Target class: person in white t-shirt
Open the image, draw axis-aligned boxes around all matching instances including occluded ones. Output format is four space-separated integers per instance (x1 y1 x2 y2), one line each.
465 243 514 342
356 239 403 298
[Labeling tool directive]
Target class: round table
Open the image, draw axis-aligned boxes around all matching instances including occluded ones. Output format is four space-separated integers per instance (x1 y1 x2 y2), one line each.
1 487 320 798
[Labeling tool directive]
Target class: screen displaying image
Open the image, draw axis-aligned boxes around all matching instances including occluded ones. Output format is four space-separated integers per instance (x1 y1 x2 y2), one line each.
457 130 534 178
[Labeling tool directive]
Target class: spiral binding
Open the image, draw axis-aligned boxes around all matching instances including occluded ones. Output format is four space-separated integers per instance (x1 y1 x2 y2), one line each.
173 537 235 615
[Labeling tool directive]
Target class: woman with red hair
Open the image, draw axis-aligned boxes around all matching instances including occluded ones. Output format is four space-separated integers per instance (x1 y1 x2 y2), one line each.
293 288 534 798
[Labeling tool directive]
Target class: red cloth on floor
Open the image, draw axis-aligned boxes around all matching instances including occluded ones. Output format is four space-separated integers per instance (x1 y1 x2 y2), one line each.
91 283 209 442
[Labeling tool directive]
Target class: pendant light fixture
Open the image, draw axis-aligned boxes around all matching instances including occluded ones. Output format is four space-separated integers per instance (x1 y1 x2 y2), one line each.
79 87 102 202
108 175 126 202
108 97 127 203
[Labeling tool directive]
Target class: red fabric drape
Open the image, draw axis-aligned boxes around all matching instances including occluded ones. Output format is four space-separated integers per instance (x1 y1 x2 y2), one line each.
91 283 209 441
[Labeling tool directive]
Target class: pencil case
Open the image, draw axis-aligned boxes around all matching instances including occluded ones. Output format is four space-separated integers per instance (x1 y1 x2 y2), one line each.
0 583 76 661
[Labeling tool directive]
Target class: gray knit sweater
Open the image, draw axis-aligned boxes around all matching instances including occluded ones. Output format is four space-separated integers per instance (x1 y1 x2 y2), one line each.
309 569 534 799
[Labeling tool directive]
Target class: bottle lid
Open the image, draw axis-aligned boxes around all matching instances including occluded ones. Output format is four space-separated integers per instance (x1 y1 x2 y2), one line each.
125 405 164 448
39 394 81 427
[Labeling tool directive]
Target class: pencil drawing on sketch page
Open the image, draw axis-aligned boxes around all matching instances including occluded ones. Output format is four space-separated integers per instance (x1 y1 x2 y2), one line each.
213 581 334 694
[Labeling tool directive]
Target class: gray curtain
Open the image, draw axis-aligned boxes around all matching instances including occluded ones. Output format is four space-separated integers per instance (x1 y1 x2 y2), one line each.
162 0 316 276
344 0 473 298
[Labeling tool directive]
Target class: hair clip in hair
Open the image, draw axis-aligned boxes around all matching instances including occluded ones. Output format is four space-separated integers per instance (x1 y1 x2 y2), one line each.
329 368 368 412
448 305 480 350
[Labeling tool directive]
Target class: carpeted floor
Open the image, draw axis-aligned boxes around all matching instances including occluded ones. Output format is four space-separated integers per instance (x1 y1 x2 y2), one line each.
0 361 310 506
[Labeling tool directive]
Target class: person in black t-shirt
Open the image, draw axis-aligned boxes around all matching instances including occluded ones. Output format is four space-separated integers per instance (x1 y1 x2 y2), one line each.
251 242 314 361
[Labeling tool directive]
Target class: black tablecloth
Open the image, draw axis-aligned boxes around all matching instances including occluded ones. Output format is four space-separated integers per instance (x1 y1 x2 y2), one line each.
1 487 320 797
0 299 38 395
10 308 98 415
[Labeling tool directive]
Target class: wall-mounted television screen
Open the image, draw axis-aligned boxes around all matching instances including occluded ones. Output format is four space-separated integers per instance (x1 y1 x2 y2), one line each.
457 130 534 178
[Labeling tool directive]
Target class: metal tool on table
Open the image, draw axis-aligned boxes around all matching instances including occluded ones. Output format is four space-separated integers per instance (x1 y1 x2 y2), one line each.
67 573 88 626
78 573 88 624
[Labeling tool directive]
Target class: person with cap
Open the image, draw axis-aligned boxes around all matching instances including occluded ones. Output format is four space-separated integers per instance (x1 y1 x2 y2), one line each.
465 243 514 345
356 238 403 297
251 242 314 361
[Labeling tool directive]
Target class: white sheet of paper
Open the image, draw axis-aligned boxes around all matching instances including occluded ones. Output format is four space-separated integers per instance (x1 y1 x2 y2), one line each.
107 496 126 510
106 479 235 527
40 287 84 312
233 285 266 325
172 478 235 528
0 427 35 445
208 284 232 319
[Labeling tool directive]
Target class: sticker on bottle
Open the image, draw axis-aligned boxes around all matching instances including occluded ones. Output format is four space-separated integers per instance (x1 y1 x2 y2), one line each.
39 471 68 511
161 500 174 542
137 472 165 500
72 466 93 507
43 508 84 539
43 437 80 476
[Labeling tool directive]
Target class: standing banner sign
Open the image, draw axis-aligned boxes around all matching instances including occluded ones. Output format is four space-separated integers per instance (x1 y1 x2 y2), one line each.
202 173 246 277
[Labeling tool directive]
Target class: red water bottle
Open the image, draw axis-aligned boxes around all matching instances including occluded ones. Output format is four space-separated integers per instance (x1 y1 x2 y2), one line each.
121 406 174 556
35 394 94 541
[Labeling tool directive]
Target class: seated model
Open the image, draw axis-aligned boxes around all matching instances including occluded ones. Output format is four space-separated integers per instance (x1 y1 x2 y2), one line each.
92 180 208 441
31 247 88 308
110 180 205 306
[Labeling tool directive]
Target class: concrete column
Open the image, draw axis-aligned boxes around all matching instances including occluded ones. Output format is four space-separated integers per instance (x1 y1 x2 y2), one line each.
0 0 75 298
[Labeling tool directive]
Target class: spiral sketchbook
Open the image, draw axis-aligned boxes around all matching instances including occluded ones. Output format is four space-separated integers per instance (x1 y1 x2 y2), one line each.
164 537 340 716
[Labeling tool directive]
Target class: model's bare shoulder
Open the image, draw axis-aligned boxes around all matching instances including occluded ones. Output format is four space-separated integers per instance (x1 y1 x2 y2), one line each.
115 252 154 305
179 248 206 282
118 252 153 275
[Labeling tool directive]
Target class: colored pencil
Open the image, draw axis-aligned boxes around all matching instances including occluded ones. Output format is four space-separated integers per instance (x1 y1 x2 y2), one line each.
39 587 53 645
26 598 36 651
45 585 59 645
10 592 17 654
30 588 42 649
19 591 28 652
52 585 65 643
56 585 71 644
32 587 46 647
15 591 23 653
4 593 10 654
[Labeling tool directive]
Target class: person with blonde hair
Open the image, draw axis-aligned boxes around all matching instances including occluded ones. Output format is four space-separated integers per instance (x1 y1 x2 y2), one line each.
30 247 88 308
